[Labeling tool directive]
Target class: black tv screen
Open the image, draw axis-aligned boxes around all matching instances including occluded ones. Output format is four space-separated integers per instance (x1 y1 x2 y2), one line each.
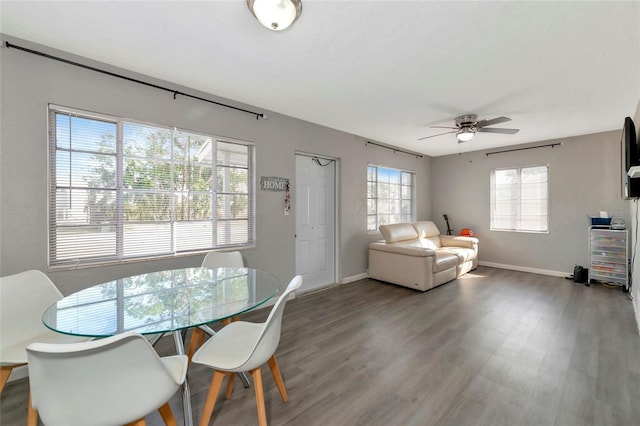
622 117 640 198
624 117 638 171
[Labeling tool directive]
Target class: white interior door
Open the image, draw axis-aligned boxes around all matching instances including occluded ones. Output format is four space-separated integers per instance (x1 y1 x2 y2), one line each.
295 154 336 292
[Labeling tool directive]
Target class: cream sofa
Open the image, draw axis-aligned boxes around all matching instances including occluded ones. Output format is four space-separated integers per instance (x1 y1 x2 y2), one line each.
368 221 479 291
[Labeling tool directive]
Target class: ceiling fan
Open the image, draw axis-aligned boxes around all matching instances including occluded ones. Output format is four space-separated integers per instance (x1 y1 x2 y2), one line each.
418 114 519 142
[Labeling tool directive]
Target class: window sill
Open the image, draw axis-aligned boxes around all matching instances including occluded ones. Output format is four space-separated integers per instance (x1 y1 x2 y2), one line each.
48 245 256 272
490 228 549 235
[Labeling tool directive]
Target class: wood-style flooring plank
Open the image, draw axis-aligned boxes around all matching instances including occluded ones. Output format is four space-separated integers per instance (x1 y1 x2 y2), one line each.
1 266 639 426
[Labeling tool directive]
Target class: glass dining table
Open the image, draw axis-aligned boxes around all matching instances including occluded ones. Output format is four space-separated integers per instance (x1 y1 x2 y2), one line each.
42 266 283 426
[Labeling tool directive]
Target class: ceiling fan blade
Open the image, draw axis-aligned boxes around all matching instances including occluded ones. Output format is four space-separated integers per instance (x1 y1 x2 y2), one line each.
476 116 511 128
477 127 519 135
430 125 458 130
417 130 457 140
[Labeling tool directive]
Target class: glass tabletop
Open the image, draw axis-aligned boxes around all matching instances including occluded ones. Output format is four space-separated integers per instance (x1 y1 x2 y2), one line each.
43 267 283 338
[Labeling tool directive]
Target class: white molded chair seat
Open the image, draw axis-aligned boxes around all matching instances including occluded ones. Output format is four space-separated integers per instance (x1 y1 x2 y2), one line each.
26 331 188 426
192 275 302 426
1 270 89 423
195 322 266 371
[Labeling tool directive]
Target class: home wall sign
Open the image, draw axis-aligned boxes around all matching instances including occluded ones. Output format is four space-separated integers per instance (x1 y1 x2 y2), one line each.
260 176 289 191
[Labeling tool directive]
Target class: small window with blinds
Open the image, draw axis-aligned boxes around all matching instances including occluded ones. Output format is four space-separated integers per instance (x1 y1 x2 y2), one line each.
48 105 255 268
367 165 415 231
490 165 548 233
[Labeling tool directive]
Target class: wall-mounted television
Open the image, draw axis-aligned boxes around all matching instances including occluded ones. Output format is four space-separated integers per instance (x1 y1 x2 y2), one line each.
622 116 640 199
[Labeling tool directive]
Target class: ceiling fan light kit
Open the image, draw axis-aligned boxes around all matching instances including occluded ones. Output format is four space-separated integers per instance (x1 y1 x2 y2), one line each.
247 0 302 31
457 129 475 142
418 114 520 142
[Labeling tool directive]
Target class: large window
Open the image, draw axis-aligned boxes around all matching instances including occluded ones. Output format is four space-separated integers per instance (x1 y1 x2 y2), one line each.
367 165 415 231
490 165 548 233
49 105 255 268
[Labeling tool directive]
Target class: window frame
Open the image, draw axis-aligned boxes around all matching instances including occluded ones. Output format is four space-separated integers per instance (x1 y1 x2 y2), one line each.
47 104 256 269
367 164 416 232
490 164 549 234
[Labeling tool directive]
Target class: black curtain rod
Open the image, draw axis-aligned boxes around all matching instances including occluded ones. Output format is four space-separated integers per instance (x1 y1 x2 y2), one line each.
365 140 424 158
485 142 561 156
4 41 265 120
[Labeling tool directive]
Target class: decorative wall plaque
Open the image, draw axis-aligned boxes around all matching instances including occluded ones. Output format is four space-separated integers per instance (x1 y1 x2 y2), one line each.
260 176 289 191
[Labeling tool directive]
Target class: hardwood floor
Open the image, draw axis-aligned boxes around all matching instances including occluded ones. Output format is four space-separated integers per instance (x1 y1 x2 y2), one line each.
2 266 639 425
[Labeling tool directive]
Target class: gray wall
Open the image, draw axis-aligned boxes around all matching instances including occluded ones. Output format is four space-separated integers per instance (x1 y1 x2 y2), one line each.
0 36 431 294
430 131 628 275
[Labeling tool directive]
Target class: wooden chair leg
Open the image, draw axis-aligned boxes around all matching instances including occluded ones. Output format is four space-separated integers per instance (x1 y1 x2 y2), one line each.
267 355 289 402
124 420 146 426
27 391 38 426
221 316 239 326
199 370 226 426
251 368 267 426
225 373 235 399
187 328 206 368
157 402 177 426
0 365 17 395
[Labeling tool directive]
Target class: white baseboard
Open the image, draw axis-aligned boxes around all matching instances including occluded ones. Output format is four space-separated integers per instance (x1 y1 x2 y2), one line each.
478 261 570 278
341 272 368 284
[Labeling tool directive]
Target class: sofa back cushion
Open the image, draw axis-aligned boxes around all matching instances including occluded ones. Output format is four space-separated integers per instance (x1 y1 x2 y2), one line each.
413 221 442 248
413 221 440 238
379 223 419 244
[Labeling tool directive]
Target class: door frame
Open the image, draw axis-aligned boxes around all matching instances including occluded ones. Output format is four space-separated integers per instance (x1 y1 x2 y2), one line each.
294 151 340 290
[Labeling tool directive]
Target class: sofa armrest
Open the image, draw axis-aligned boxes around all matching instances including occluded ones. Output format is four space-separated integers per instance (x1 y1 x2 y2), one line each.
369 241 436 257
439 235 479 249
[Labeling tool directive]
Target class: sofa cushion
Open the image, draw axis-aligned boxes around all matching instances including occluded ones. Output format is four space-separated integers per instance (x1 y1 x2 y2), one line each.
369 240 436 257
413 221 441 238
433 252 459 273
379 223 419 244
421 236 441 249
440 235 479 249
440 247 476 264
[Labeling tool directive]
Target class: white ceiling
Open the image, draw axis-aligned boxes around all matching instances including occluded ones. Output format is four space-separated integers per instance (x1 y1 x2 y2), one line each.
1 1 639 157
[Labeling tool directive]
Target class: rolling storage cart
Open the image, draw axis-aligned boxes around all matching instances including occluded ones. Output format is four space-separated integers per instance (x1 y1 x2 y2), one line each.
588 225 628 288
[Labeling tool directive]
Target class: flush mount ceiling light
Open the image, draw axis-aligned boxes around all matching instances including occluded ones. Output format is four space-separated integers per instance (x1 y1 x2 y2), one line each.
247 0 302 31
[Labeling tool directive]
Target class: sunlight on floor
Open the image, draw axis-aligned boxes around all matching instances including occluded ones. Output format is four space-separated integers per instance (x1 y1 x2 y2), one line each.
458 272 486 279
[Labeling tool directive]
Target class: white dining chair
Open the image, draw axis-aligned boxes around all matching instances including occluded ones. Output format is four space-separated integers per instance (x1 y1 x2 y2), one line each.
187 250 246 364
0 270 89 423
201 250 245 269
26 331 188 426
192 275 302 426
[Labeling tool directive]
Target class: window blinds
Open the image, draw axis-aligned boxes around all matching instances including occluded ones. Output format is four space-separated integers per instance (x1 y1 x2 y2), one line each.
491 165 548 233
48 105 255 268
367 165 415 231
